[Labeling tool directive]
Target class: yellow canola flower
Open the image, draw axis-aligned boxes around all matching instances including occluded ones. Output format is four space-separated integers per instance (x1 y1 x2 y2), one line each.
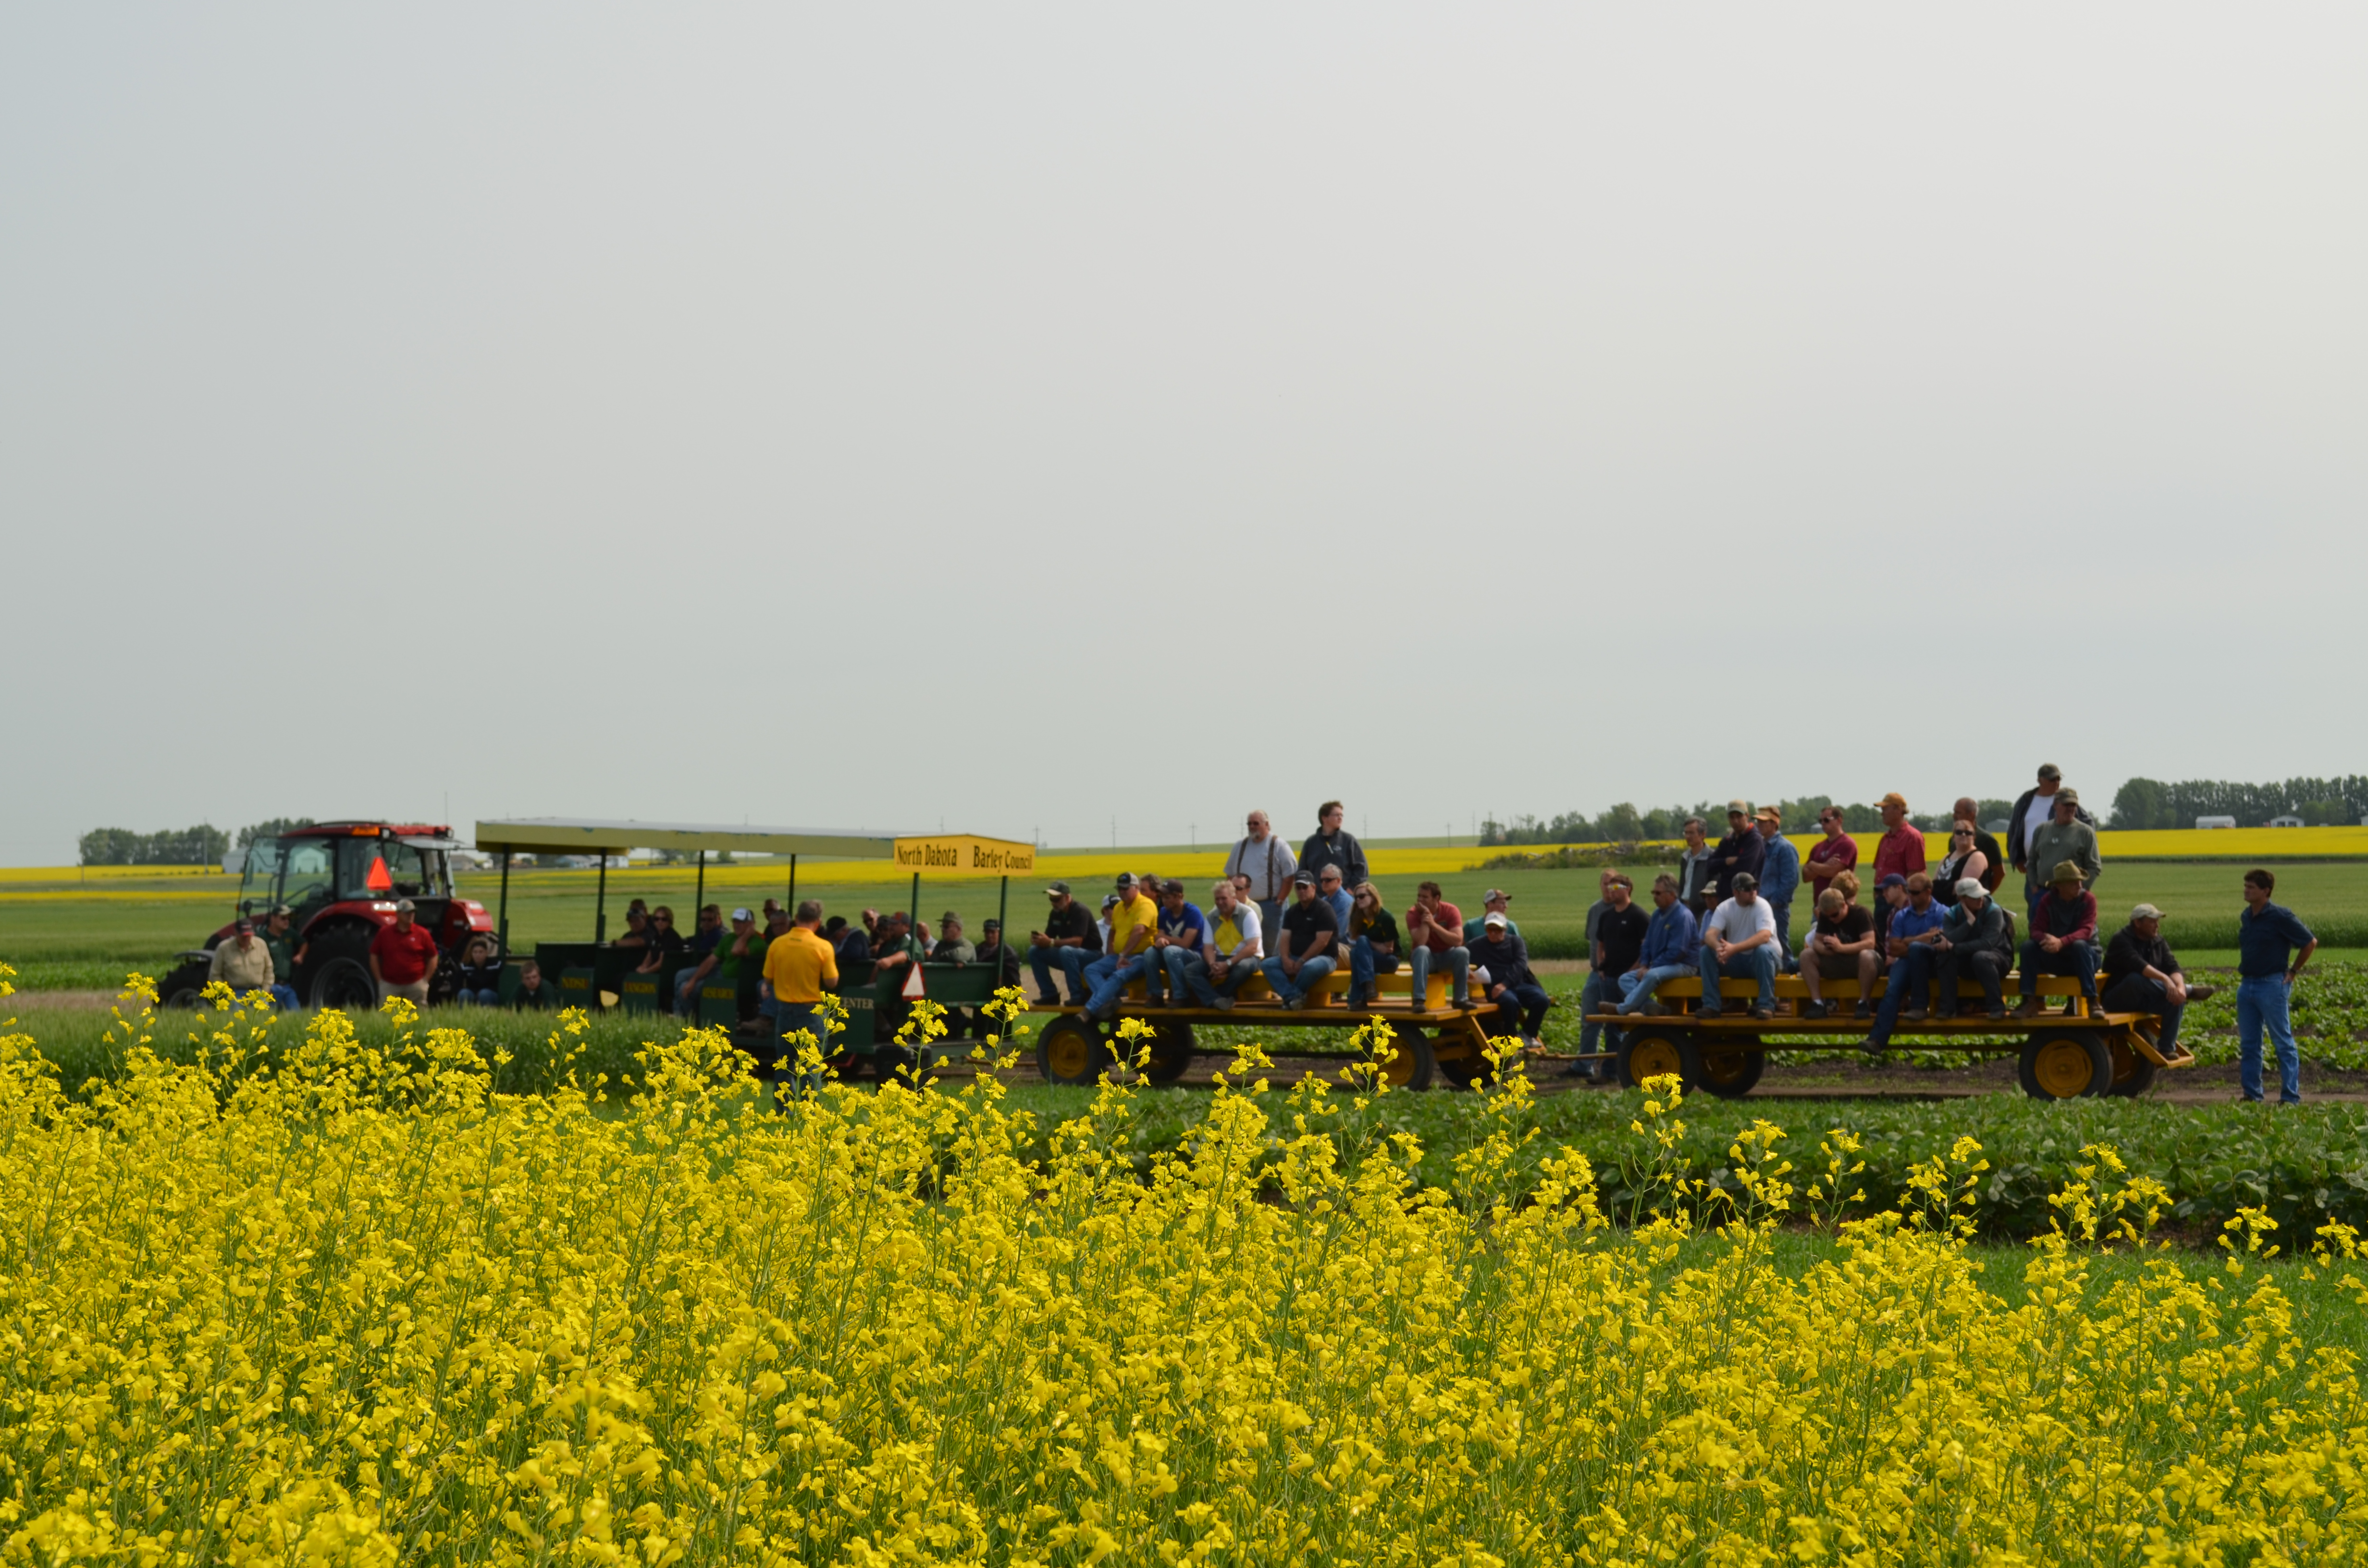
0 992 2363 1566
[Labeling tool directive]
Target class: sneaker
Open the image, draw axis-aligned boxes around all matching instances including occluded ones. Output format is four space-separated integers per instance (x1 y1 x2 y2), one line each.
1345 991 1370 1009
1283 994 1305 1010
1697 1006 1724 1020
1801 1000 1832 1020
1852 1001 1872 1020
1861 1037 1887 1056
1453 994 1478 1010
1212 997 1234 1012
1931 1007 1957 1021
2184 984 2218 1004
1902 1006 1927 1023
2014 997 2044 1019
1748 1004 1773 1020
1986 1005 2008 1020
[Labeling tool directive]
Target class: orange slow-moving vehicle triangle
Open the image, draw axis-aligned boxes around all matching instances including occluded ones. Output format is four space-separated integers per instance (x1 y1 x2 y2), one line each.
900 962 927 1000
365 856 394 893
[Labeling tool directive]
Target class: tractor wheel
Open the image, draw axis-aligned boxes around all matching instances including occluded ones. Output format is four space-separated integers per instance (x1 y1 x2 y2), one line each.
1693 1035 1766 1100
1363 1023 1437 1091
1141 1021 1196 1085
305 929 378 1013
1618 1028 1700 1090
2019 1030 2111 1100
2105 1035 2158 1099
1038 1015 1112 1086
156 960 211 1009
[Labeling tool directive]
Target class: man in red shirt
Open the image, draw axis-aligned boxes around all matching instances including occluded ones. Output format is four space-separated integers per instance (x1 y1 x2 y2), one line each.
1804 806 1859 903
1403 881 1474 1010
1872 793 1927 889
370 898 443 1005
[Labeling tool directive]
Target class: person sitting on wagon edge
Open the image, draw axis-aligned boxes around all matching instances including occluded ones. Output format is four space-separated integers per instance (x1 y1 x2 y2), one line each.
1168 880 1261 1010
1344 881 1401 1010
1799 888 1877 1020
1614 874 1701 1015
1404 882 1474 1011
1696 872 1779 1020
1081 872 1160 1021
1469 910 1549 1046
1147 879 1209 1004
2101 902 2209 1063
1863 872 1947 1051
2016 861 2100 1019
1934 878 2013 1020
1261 870 1341 1009
1028 881 1100 1005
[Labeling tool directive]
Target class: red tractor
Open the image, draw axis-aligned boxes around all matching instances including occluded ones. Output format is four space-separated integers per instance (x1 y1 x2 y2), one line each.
156 822 493 1009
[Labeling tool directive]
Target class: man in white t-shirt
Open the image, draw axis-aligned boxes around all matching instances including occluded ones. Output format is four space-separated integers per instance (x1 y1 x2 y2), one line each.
1696 872 1780 1020
1165 879 1265 1010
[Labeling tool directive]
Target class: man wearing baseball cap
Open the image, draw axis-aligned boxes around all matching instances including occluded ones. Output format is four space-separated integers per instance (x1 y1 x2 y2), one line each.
2023 788 2102 929
1933 879 2012 1020
1871 794 1925 893
1754 806 1801 969
1697 872 1779 1021
1027 881 1101 1006
1462 889 1519 944
678 907 763 1025
1080 873 1159 1021
369 898 442 1006
208 915 299 1011
2101 902 2210 1061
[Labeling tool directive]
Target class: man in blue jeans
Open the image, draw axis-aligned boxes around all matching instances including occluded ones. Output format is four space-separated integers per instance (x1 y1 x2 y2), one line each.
1615 875 1701 1015
1261 870 1341 1008
2236 868 2317 1104
1696 873 1780 1020
1864 873 1947 1051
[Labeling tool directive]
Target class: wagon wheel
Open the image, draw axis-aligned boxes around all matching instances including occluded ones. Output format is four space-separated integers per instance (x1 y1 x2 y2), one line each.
1693 1034 1765 1100
1617 1029 1702 1090
1141 1020 1196 1085
1435 1022 1501 1090
2018 1030 2111 1100
1362 1023 1437 1091
2104 1032 2158 1099
1037 1015 1113 1086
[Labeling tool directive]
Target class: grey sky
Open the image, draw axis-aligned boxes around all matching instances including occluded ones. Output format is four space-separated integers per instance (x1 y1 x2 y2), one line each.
6 5 2364 864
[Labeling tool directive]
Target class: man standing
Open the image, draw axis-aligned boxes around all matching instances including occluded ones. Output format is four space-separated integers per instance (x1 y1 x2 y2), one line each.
1404 882 1473 1011
1028 881 1101 1005
1933 880 2012 1019
1614 875 1702 1016
210 917 299 1010
368 899 441 1006
1469 910 1548 1045
1676 817 1715 917
1872 794 1926 894
1864 873 1948 1050
2236 869 2316 1105
1081 872 1159 1021
1168 880 1262 1010
1754 807 1801 966
1299 801 1368 892
1464 888 1520 943
1804 807 1859 905
1574 873 1648 1078
1261 870 1342 1009
261 904 303 988
2102 903 2209 1063
760 900 839 1096
2016 863 2101 1019
1696 872 1779 1020
2009 765 2084 886
2024 790 2103 923
756 905 794 1032
1707 801 1766 906
1224 811 1298 938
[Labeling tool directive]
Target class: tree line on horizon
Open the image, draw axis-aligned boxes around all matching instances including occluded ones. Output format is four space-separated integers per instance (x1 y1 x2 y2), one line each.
75 818 314 867
1478 775 2368 847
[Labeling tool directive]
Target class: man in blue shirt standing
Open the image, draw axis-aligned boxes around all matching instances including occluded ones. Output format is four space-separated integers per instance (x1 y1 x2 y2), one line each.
2236 868 2317 1104
1754 807 1802 970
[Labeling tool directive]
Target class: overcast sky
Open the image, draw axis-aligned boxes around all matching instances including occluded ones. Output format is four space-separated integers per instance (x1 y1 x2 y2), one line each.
5 5 2364 863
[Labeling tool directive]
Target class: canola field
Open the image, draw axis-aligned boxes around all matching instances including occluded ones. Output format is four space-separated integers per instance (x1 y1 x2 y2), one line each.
9 969 2368 1566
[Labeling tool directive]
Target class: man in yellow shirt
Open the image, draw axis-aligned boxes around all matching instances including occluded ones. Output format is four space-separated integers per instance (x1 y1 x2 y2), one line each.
760 899 839 1094
1081 871 1160 1021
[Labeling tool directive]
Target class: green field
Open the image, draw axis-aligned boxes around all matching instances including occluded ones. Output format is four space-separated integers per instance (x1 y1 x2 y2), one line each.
6 857 2367 990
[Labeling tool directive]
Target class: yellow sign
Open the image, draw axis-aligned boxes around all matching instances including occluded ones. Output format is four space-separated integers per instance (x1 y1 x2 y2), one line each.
890 835 1037 874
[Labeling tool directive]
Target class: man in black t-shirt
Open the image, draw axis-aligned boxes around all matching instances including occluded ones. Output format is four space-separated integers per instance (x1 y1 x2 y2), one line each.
1572 873 1650 1079
1800 888 1878 1019
1027 882 1102 1005
1260 870 1340 1008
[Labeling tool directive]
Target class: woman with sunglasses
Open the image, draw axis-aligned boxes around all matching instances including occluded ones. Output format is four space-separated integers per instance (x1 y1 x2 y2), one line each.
1931 822 1990 908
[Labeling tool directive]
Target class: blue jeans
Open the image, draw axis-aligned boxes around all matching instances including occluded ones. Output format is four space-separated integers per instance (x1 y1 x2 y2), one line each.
1030 944 1093 1004
1771 904 1794 970
1578 969 1617 1054
2019 940 2099 1002
1866 945 1941 1047
1697 944 1778 1013
456 988 501 1007
1486 982 1550 1039
2103 974 2185 1058
268 984 301 1011
1260 953 1336 1003
1408 944 1470 1008
1346 937 1399 1003
1083 952 1160 1017
1616 964 1692 1013
2236 974 2301 1103
1164 948 1256 1006
775 1001 831 1096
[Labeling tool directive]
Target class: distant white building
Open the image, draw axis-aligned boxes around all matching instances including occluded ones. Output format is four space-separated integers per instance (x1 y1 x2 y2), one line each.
2268 815 2305 828
2195 816 2238 830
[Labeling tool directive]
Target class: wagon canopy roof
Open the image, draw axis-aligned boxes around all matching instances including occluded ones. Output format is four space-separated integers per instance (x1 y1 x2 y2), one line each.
473 817 910 859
